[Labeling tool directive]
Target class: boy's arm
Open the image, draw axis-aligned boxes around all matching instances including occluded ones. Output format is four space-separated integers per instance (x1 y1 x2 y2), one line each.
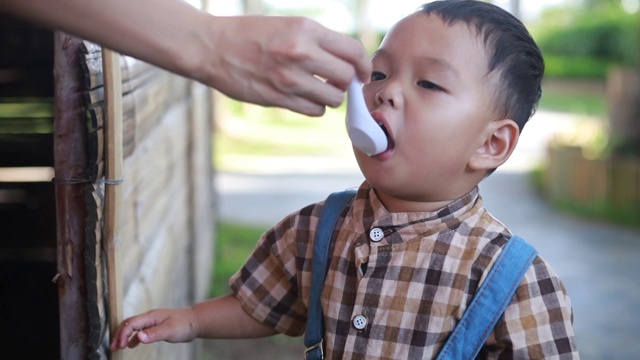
110 294 277 351
192 294 278 339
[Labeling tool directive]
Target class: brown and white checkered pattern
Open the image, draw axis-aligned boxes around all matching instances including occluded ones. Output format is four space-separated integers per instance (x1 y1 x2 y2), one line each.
230 182 578 359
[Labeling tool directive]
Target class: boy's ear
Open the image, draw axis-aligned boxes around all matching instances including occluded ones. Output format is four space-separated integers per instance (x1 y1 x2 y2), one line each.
468 119 519 171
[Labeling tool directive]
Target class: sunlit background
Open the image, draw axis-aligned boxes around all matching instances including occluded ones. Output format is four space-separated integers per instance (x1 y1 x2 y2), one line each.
204 1 640 359
210 0 639 25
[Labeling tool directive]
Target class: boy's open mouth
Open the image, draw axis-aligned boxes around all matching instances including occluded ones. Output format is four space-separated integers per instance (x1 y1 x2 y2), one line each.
379 123 395 152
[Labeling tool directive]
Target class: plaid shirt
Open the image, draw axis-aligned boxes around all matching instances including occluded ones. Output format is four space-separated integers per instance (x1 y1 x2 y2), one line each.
230 182 578 359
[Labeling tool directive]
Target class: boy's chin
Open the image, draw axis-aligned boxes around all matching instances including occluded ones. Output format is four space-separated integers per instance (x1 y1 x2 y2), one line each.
359 168 397 191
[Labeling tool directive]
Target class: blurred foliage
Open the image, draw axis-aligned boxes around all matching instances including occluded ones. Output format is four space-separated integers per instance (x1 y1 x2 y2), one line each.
538 88 607 117
583 0 628 8
530 2 639 79
542 55 611 79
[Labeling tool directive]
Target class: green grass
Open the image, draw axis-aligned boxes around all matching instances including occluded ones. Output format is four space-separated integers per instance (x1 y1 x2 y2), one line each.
213 99 353 170
210 222 269 297
215 130 327 157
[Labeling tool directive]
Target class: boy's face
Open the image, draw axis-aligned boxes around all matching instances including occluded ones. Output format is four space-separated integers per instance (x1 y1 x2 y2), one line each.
356 12 500 211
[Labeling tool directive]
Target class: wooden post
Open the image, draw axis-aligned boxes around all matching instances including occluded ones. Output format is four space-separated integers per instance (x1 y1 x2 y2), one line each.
607 67 640 148
102 48 124 360
53 31 90 360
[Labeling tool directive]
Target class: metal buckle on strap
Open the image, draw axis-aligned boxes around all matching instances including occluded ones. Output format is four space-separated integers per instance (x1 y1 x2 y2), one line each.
304 339 324 360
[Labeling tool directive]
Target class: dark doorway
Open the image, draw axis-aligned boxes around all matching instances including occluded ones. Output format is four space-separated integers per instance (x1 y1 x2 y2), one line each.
0 15 60 359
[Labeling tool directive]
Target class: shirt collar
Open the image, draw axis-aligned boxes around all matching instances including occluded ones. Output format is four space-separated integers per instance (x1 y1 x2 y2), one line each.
355 181 481 229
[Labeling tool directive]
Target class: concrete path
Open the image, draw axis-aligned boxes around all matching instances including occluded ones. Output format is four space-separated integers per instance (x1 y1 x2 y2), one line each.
215 111 640 359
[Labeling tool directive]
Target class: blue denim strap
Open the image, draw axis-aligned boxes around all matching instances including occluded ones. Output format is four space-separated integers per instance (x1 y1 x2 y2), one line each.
304 190 356 360
436 235 538 360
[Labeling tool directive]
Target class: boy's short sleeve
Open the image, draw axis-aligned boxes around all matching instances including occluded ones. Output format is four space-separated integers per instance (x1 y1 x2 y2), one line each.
484 256 579 358
228 209 313 337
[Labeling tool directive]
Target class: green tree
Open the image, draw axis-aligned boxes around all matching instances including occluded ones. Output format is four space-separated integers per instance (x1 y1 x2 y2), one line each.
583 0 623 8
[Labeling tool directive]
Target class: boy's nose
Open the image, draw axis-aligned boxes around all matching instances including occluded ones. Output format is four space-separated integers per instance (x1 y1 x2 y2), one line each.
375 81 403 108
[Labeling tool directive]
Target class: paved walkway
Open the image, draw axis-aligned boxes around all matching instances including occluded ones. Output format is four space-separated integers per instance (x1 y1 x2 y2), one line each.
215 111 640 359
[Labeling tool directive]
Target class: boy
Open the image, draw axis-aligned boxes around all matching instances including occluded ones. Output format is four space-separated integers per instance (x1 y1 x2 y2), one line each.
111 1 579 358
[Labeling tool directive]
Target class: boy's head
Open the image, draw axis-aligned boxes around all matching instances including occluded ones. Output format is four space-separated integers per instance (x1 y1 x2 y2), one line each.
354 0 544 212
420 0 544 133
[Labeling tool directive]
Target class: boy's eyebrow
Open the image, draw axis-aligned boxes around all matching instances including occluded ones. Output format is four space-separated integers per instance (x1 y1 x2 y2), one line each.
416 56 460 79
372 49 459 79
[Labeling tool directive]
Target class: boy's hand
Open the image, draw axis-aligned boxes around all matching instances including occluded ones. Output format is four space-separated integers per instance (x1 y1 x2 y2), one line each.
109 295 278 351
109 307 199 351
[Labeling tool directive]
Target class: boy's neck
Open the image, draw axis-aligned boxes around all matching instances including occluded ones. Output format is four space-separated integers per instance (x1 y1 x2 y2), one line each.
374 187 476 213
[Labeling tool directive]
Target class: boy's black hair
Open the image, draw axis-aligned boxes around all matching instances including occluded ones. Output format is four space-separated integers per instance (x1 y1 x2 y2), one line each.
420 0 544 132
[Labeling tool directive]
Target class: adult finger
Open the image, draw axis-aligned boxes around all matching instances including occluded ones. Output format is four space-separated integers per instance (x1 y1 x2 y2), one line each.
249 69 333 116
288 74 346 110
317 31 372 85
285 26 371 90
301 46 361 93
276 76 346 115
273 91 327 117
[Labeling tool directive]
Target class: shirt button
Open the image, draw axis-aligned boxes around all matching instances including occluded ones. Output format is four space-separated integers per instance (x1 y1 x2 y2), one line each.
352 315 368 330
369 228 384 242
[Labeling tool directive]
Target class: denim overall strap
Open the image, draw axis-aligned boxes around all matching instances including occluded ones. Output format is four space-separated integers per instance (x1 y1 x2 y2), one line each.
304 190 356 360
436 235 538 360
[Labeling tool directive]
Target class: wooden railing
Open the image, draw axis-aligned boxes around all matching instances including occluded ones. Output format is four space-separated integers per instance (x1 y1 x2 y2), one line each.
544 142 640 226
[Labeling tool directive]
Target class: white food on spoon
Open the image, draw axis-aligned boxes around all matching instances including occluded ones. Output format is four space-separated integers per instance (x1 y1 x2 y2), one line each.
346 79 388 156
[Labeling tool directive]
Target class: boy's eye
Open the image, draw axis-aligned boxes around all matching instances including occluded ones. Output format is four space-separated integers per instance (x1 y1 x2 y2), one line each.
417 80 443 91
371 71 386 81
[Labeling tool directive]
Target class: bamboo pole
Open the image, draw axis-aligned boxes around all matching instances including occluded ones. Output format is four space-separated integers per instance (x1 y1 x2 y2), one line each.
102 48 124 360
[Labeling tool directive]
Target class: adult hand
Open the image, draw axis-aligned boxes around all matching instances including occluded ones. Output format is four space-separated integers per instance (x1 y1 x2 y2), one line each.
201 16 372 116
109 308 198 351
0 0 372 116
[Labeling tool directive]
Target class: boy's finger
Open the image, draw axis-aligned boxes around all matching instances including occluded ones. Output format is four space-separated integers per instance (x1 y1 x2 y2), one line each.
111 314 158 349
127 332 142 348
110 321 134 350
137 324 171 344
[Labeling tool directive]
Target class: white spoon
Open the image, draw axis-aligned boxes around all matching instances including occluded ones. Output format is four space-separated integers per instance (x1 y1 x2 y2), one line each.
346 80 388 156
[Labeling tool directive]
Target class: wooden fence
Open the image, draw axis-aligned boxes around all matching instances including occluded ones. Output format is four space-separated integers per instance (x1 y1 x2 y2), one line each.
545 142 640 225
79 42 215 359
0 9 215 360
